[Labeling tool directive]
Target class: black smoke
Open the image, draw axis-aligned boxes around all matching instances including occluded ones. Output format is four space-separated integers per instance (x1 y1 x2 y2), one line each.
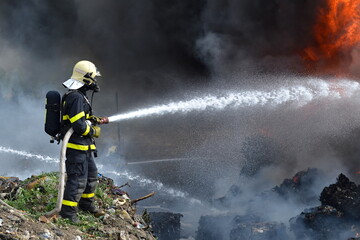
0 0 328 102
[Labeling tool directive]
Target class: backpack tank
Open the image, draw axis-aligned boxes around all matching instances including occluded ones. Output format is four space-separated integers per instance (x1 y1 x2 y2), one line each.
45 91 61 139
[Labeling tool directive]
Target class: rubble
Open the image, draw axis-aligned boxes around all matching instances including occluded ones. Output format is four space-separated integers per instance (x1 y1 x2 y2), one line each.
0 176 20 199
289 205 355 239
319 173 360 219
290 173 360 240
199 170 360 240
272 168 323 205
214 168 323 210
0 172 157 240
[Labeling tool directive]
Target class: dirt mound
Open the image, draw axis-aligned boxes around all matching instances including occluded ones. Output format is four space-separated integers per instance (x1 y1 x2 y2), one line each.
0 172 156 240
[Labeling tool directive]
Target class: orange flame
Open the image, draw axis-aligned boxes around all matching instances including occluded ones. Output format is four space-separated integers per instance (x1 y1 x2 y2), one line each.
304 0 360 73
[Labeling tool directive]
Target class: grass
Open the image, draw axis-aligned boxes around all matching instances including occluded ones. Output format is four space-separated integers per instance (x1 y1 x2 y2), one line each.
6 172 59 218
5 172 114 237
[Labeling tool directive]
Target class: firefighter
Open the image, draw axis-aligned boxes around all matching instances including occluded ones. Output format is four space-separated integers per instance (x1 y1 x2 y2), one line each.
59 60 106 223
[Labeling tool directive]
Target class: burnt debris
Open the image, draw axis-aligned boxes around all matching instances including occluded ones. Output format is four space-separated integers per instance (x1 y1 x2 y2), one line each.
319 173 360 219
272 168 323 205
291 173 360 240
198 170 360 240
290 205 351 240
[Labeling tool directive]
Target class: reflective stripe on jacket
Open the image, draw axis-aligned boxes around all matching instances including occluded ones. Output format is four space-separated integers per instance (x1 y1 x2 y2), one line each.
61 90 96 151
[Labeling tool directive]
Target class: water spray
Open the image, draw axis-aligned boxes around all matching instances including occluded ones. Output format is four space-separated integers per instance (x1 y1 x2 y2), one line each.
107 78 359 123
0 146 58 163
104 170 203 205
127 157 201 165
0 144 200 203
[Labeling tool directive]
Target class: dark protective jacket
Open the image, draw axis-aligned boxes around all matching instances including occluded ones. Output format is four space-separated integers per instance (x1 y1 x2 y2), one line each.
61 90 96 151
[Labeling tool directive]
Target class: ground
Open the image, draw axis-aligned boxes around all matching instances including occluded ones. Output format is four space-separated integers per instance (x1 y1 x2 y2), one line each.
0 173 156 240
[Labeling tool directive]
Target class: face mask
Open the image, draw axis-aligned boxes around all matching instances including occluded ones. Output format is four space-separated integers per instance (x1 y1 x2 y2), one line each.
83 74 100 92
90 81 100 92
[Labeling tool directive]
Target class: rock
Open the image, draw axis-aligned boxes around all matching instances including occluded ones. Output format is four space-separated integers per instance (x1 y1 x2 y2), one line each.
108 208 116 214
38 216 50 223
22 230 30 240
7 215 21 223
39 229 52 239
52 229 64 237
0 233 18 240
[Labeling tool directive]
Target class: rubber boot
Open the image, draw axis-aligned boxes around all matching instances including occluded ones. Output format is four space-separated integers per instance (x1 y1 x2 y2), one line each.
59 205 79 223
79 198 105 217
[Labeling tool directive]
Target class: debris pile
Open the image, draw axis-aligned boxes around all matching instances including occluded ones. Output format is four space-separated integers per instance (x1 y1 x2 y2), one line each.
0 172 157 240
214 168 322 209
290 174 360 240
149 212 182 240
0 176 20 199
271 168 323 205
320 173 360 218
198 170 360 240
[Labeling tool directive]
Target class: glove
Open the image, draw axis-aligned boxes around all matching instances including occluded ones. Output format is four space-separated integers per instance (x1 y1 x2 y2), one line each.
92 126 101 138
91 115 101 125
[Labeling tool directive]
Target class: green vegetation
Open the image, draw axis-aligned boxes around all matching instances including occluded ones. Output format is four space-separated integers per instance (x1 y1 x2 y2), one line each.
94 180 113 209
5 172 113 237
6 172 59 217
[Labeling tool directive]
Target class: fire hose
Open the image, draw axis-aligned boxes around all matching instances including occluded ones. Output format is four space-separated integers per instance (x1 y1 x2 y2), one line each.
44 127 74 218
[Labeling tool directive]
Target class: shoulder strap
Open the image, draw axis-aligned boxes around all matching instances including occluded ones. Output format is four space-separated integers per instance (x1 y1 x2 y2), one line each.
62 90 93 116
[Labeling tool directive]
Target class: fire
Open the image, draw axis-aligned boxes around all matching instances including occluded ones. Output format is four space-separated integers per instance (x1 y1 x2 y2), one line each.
304 0 360 73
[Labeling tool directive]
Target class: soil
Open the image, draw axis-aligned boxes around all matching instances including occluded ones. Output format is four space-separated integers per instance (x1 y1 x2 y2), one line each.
0 174 156 240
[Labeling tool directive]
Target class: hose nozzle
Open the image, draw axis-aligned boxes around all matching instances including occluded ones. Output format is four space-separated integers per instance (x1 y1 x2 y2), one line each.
99 117 109 124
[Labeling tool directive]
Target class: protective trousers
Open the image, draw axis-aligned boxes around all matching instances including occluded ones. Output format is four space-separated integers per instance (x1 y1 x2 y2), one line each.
60 148 98 218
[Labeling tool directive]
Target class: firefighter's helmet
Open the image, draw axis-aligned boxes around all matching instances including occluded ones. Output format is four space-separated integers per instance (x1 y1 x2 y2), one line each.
63 60 101 91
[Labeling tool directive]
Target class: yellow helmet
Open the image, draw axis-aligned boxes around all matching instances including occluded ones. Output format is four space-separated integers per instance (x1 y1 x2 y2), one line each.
63 60 101 91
